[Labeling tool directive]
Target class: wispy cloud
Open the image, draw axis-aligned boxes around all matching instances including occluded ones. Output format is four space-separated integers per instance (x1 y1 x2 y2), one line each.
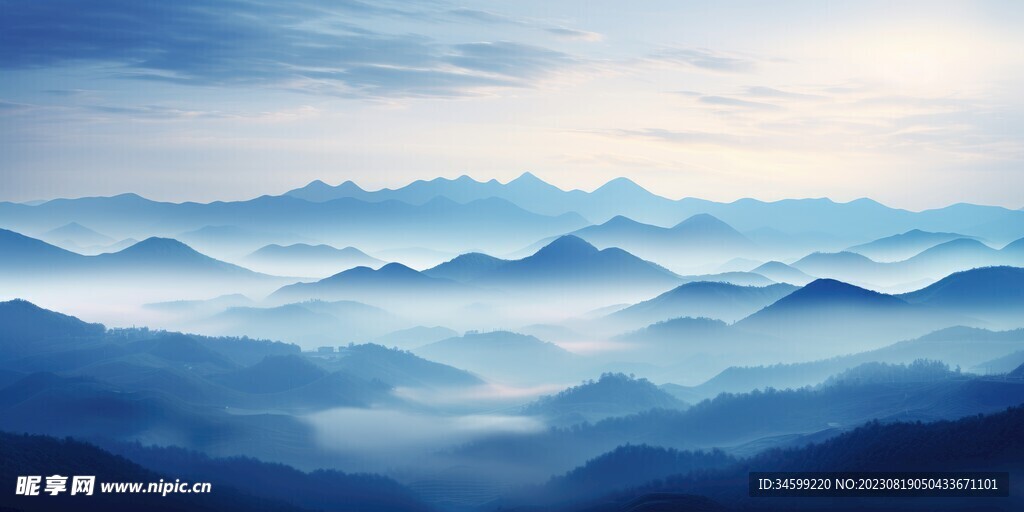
545 27 604 42
744 86 824 101
0 0 581 99
648 48 758 73
599 128 748 148
445 8 604 42
698 95 781 110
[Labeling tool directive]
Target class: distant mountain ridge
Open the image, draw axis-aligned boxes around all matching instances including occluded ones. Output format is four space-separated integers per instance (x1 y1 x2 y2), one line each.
791 236 1024 289
568 214 755 268
6 175 1024 265
243 243 385 277
0 229 273 282
0 192 590 257
279 173 1024 242
734 278 973 352
607 281 797 326
414 330 580 385
846 229 980 262
522 373 688 426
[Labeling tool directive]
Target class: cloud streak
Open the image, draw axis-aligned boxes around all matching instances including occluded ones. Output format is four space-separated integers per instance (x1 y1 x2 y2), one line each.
648 48 758 73
0 0 580 99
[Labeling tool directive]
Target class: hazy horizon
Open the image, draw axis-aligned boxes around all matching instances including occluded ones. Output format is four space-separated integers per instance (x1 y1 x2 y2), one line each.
3 1 1024 209
2 3 1023 512
5 172 1023 212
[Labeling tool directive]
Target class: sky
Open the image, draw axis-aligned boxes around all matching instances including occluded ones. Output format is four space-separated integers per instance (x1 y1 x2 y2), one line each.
1 0 1022 210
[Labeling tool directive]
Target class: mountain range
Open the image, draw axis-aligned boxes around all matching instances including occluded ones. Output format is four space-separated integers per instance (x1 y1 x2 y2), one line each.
846 229 981 262
243 243 385 277
268 263 469 308
413 331 580 386
733 278 971 353
605 281 797 328
0 229 276 285
7 174 1024 267
197 300 404 348
281 173 1024 243
40 221 115 250
0 192 590 257
665 326 1024 401
521 373 688 427
792 237 1024 290
567 214 755 271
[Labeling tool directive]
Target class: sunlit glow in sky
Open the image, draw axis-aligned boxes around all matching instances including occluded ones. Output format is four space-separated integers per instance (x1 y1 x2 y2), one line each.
0 0 1022 209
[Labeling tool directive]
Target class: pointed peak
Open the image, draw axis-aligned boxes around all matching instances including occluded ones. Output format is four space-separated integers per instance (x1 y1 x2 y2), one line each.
119 237 197 255
672 213 732 230
511 171 542 183
378 262 419 274
796 278 895 302
601 215 642 227
336 180 365 191
594 177 648 194
534 235 599 258
753 260 792 271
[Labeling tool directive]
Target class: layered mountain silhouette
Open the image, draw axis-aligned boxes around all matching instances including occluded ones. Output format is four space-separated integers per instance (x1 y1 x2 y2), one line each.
0 299 106 359
898 266 1024 324
0 229 278 288
322 343 483 388
567 214 755 270
278 173 1024 242
607 281 797 327
286 172 680 225
749 261 815 285
532 444 734 506
734 278 969 351
455 366 1024 479
269 262 467 305
199 300 402 348
472 235 680 292
522 373 688 427
372 326 459 350
414 331 579 385
8 174 1024 250
244 243 385 277
40 221 114 250
609 317 786 378
670 326 1024 400
846 229 979 262
533 403 1024 512
792 237 1024 289
0 191 590 257
422 252 509 282
307 236 686 306
175 224 315 258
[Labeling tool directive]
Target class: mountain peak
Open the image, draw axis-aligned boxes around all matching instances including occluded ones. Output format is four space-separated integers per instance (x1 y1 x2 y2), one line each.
55 221 88 231
377 262 420 275
594 177 648 195
510 171 544 184
120 237 196 255
601 215 644 228
533 235 599 259
793 278 904 305
672 213 730 230
44 221 112 239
